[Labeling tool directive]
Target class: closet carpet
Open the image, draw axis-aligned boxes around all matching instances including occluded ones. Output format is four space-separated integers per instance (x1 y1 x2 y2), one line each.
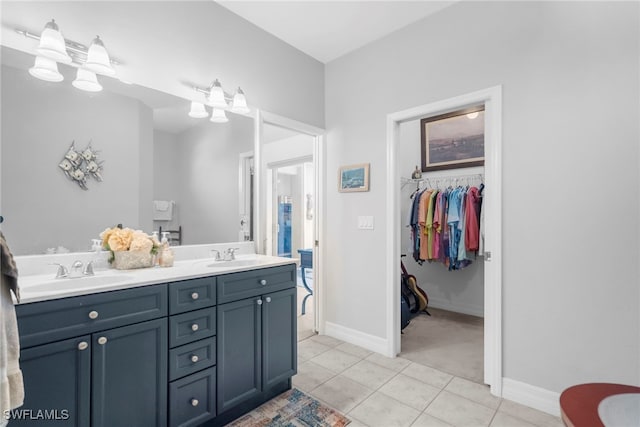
400 307 484 384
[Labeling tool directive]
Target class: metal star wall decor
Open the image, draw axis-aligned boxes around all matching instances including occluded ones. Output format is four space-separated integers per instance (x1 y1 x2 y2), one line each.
58 140 104 190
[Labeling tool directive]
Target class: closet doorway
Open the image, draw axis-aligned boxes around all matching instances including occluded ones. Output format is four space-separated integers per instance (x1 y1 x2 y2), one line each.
256 111 325 342
386 86 503 396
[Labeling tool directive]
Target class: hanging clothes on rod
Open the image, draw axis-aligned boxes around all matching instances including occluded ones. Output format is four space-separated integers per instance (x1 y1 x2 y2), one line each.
405 174 484 270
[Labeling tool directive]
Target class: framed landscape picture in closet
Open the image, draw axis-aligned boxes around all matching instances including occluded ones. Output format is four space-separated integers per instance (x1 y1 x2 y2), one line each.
421 105 485 171
338 163 370 192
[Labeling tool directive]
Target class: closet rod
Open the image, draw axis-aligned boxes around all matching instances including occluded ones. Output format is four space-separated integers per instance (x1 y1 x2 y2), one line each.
401 173 483 190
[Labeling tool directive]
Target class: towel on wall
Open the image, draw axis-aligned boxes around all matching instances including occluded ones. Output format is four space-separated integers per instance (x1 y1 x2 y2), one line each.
153 200 174 221
0 231 24 424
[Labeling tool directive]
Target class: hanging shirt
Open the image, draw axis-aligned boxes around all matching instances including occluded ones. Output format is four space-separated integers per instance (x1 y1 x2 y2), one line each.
457 188 468 262
425 190 438 260
432 192 443 260
465 186 481 252
447 187 461 267
418 189 433 260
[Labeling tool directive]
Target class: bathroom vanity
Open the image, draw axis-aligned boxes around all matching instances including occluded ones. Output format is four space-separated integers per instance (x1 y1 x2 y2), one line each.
12 253 297 427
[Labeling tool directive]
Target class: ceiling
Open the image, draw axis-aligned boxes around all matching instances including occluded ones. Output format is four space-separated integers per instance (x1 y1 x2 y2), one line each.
216 1 456 63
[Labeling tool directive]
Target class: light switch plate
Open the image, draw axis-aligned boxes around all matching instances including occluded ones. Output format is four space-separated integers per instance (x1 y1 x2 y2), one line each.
358 216 374 230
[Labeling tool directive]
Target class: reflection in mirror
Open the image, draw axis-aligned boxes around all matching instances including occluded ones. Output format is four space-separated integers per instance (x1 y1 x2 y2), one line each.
0 46 254 255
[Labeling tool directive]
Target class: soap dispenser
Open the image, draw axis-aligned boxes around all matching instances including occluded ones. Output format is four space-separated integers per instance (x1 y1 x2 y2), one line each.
159 232 174 267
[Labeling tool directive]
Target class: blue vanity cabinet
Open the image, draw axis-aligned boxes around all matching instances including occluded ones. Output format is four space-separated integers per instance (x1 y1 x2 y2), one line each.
14 284 168 427
216 264 297 418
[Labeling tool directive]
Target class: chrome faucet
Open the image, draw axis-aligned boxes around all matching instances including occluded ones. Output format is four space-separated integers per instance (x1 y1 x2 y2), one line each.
71 260 84 278
210 249 222 261
223 248 240 261
51 260 95 279
51 263 69 279
83 261 95 276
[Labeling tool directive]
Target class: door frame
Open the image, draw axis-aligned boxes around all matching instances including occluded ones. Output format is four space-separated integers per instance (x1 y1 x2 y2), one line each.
385 86 503 396
255 110 326 334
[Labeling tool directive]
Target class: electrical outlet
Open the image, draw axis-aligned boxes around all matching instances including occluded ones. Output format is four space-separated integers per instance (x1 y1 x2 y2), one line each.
357 216 374 230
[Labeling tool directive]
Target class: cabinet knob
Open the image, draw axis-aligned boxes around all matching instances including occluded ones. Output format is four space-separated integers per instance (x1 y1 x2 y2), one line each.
191 398 199 407
191 355 199 363
260 279 267 286
191 292 199 300
89 310 99 320
266 297 272 303
191 323 199 332
257 299 263 305
97 337 107 345
78 341 88 351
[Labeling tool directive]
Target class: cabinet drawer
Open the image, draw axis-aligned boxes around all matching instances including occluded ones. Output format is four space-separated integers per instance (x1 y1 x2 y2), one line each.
169 367 216 427
169 276 216 315
169 307 216 348
169 337 216 381
217 264 296 304
16 284 168 348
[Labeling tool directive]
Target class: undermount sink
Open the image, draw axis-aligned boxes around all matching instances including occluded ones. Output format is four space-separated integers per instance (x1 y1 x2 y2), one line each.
207 258 260 268
24 275 135 294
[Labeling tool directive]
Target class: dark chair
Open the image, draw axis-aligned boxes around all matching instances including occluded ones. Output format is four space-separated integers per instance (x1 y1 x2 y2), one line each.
297 248 313 315
159 225 182 246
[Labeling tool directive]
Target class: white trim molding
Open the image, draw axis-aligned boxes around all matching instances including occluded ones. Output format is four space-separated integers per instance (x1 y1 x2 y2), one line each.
324 322 388 355
427 298 484 318
502 378 561 417
385 85 503 395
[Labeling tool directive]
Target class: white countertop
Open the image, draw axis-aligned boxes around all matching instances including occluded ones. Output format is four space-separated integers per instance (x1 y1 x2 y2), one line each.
16 254 298 305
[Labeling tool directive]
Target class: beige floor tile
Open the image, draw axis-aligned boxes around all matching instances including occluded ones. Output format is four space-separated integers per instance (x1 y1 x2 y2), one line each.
311 348 362 373
411 413 454 427
445 377 501 409
425 391 496 427
379 373 441 411
490 411 538 427
349 392 421 427
401 362 453 389
292 361 335 392
298 338 331 360
309 334 344 347
498 400 563 427
366 352 412 372
336 342 373 359
345 419 369 427
341 359 397 389
309 375 374 413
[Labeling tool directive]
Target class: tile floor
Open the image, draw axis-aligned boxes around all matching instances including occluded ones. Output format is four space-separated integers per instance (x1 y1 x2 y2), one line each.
293 334 563 427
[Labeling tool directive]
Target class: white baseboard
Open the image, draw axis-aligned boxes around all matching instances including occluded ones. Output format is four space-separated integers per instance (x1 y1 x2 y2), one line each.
324 321 389 355
428 297 484 318
502 377 560 417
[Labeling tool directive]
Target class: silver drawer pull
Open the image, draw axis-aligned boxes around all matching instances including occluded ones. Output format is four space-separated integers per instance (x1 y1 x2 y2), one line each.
191 355 199 363
191 292 199 300
191 398 199 407
266 297 272 303
89 310 99 320
191 323 199 332
257 299 263 305
260 279 267 286
97 337 107 345
78 341 88 351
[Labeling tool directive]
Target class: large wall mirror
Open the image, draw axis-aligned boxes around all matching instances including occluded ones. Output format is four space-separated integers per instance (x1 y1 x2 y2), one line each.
0 46 254 255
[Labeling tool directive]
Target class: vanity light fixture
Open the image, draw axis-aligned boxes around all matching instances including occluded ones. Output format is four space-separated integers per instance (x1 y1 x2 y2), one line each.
189 79 250 122
16 19 120 91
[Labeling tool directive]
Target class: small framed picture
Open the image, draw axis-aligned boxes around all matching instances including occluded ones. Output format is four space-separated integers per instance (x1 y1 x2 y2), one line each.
421 106 485 172
339 163 370 193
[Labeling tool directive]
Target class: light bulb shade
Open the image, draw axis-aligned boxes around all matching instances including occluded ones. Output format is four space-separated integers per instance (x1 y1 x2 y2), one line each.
210 108 228 123
189 101 208 118
84 36 116 76
36 20 72 64
72 68 103 92
231 87 250 114
209 79 228 108
28 56 64 82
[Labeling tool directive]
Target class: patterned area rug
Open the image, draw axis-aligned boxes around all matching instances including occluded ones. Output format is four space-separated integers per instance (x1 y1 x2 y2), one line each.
228 388 351 427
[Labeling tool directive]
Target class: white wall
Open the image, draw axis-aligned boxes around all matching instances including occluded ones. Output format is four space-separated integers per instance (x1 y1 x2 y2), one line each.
399 120 484 317
0 1 325 129
325 0 639 395
1 64 151 254
173 114 254 244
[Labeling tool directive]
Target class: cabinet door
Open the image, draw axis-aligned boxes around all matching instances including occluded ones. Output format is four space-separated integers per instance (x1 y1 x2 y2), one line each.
92 318 168 427
10 336 90 426
217 297 261 413
262 288 297 389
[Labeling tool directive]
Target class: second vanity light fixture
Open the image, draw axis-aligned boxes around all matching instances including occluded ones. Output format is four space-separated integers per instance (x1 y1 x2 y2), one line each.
17 19 118 92
189 79 250 123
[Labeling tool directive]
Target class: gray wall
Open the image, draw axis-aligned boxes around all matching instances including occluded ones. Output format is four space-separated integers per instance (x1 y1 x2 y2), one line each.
172 114 254 244
153 130 180 231
1 64 151 254
324 1 639 393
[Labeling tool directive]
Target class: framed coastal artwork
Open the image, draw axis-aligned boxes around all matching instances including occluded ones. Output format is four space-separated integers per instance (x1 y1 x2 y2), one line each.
420 105 485 172
338 163 370 193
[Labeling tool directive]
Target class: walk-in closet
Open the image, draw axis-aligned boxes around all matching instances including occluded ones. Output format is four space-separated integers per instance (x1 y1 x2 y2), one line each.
398 106 486 384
